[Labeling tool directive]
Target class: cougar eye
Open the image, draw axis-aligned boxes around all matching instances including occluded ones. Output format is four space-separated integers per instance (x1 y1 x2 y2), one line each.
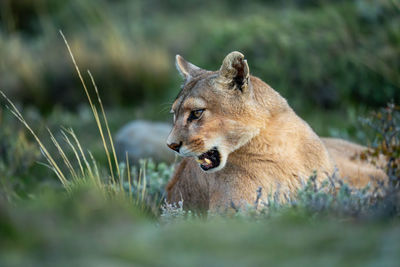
188 109 205 122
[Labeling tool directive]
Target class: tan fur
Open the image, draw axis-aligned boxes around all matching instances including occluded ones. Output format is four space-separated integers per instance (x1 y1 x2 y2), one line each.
166 52 385 212
322 137 386 187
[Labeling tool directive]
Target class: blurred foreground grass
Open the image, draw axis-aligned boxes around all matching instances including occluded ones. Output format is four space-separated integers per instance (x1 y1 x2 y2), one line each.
1 186 399 266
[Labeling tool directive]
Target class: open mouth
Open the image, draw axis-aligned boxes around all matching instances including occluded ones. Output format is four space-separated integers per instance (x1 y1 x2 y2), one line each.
196 147 221 171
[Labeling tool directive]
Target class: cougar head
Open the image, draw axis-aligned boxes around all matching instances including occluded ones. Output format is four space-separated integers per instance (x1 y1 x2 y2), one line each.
167 51 261 172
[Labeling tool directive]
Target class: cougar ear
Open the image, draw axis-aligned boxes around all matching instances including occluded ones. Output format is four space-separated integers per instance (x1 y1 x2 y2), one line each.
175 55 204 82
218 51 250 92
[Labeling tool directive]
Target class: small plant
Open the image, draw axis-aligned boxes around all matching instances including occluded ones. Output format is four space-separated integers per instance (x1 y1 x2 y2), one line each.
360 102 400 187
160 200 186 223
119 159 174 215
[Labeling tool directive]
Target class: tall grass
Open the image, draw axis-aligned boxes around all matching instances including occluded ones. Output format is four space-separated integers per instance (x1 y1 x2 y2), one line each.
0 31 161 213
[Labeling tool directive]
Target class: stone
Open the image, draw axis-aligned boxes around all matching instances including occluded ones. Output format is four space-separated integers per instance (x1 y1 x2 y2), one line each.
115 120 176 164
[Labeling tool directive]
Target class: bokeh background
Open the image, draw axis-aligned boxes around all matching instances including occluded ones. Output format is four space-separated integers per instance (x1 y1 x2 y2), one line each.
2 0 399 118
1 0 400 265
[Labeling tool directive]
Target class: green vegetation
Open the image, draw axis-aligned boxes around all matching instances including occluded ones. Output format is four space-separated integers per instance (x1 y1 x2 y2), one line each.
1 191 399 266
1 0 400 265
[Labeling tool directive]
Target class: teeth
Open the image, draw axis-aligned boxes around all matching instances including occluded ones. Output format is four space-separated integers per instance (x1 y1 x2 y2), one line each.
196 157 212 166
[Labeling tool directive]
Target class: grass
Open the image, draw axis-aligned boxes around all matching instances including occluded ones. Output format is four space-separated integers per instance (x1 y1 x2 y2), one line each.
1 185 399 266
1 31 171 217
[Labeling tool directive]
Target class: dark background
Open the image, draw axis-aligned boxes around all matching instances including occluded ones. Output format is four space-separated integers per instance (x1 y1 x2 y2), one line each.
1 0 398 113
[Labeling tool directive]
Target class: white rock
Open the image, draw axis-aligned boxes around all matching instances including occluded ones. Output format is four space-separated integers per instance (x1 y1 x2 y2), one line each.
115 120 175 164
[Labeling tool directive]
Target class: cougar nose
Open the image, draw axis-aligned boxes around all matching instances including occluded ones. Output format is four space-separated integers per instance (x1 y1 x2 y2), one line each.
167 142 182 153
